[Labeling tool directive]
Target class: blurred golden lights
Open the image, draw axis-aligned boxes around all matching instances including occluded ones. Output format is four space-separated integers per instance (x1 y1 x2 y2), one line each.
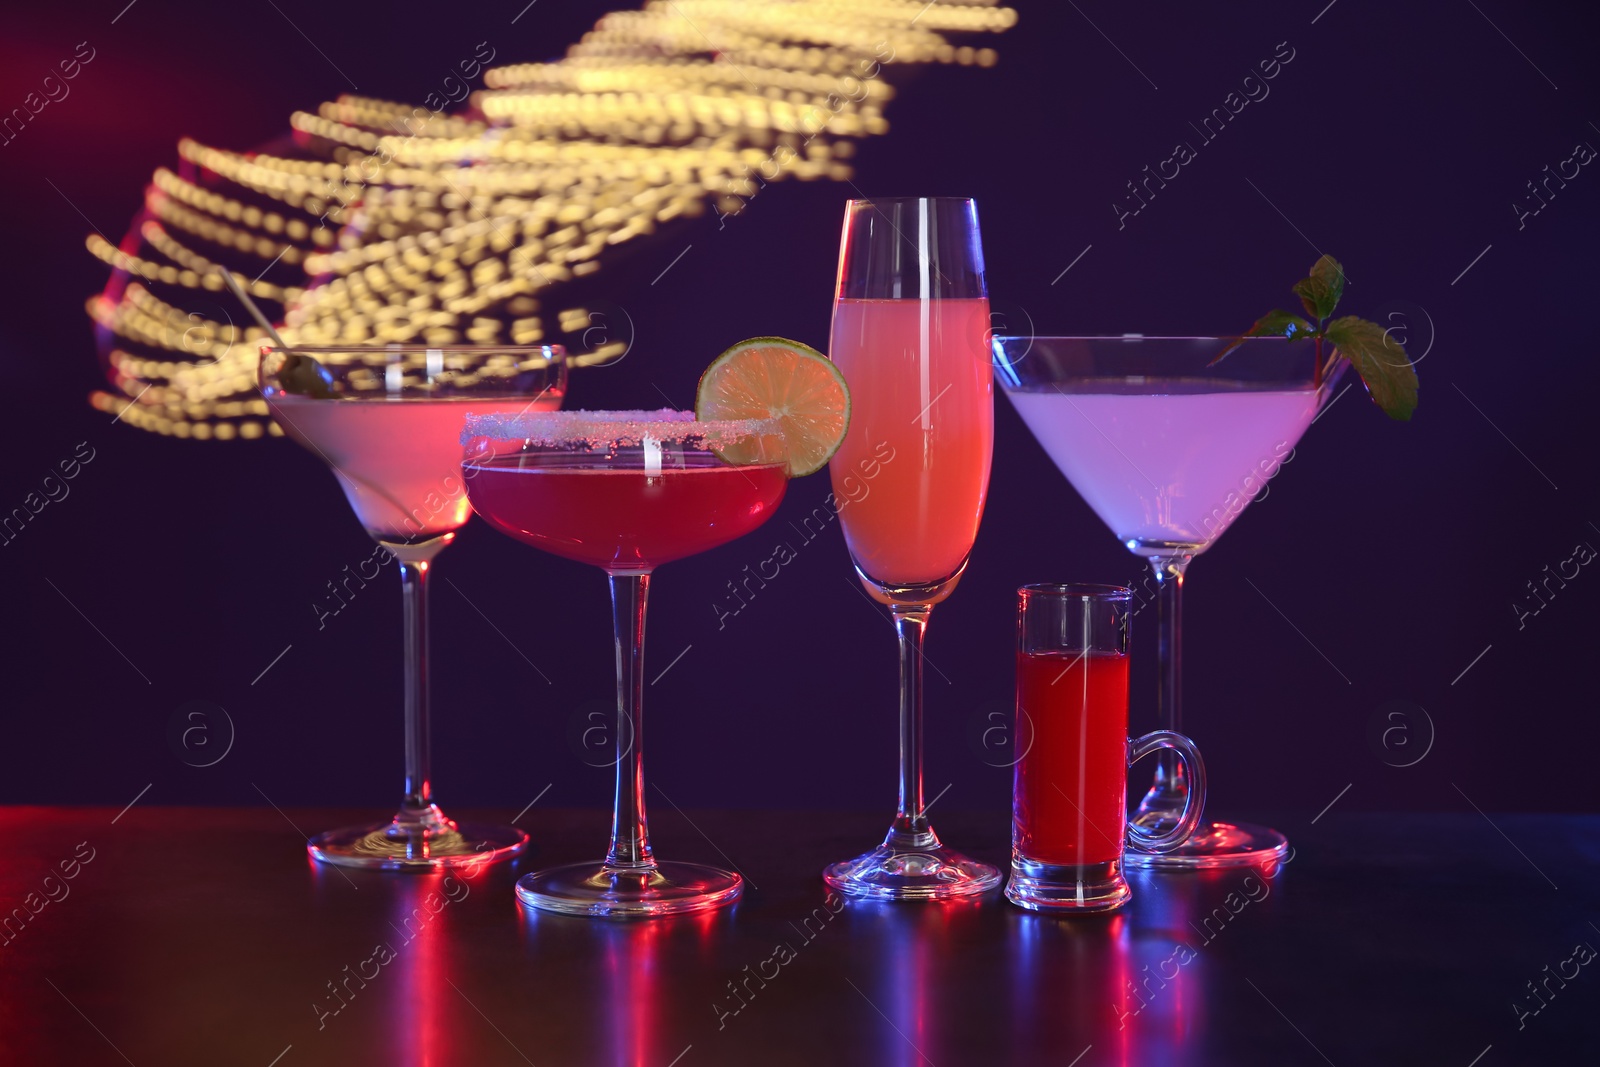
86 0 1013 438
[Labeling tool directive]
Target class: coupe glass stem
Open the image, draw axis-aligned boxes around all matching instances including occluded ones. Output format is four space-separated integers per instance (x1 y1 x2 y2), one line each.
605 573 655 870
888 604 934 844
1137 554 1191 824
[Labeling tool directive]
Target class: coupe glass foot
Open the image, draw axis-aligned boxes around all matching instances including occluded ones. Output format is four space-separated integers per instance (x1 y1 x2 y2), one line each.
308 806 528 872
1121 819 1288 870
823 837 1001 901
517 860 742 918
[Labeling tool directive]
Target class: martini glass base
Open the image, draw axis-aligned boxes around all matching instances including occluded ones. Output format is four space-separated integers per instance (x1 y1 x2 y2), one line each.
1122 819 1288 870
823 838 1002 901
517 861 742 918
308 807 528 872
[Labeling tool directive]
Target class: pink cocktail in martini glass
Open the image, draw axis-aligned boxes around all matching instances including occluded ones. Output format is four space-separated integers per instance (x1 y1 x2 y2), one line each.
261 343 565 870
462 410 787 917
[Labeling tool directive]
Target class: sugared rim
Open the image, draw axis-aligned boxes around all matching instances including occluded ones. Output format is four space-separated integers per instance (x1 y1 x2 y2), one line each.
461 408 780 448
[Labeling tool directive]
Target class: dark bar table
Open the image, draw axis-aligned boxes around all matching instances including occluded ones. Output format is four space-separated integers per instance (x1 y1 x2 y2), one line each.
1 806 1594 1065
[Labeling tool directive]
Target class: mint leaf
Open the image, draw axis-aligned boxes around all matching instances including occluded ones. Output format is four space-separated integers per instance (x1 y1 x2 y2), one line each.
1223 255 1419 416
1212 308 1314 364
1291 255 1345 322
1324 315 1418 421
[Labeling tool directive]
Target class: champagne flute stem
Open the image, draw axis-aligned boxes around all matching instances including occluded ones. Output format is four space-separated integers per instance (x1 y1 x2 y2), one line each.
890 604 933 841
605 573 654 870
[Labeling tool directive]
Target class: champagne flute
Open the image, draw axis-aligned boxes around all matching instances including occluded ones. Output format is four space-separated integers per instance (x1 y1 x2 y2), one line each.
821 197 1001 900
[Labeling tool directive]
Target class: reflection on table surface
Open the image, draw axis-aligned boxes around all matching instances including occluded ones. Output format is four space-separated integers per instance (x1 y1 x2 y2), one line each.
3 807 1596 1065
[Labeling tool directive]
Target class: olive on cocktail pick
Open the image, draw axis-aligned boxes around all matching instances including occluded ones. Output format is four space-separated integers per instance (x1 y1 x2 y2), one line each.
279 352 336 398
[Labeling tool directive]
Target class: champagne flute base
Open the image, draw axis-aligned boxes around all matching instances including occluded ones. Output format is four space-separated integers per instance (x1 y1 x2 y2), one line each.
308 809 528 872
823 838 1001 901
1121 820 1288 870
516 860 742 918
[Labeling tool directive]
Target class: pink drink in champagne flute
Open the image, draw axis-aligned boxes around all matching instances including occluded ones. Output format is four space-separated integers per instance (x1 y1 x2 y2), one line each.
821 197 1002 900
828 296 993 585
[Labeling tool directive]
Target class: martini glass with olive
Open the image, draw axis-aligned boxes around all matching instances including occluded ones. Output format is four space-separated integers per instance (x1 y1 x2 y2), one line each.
259 343 565 870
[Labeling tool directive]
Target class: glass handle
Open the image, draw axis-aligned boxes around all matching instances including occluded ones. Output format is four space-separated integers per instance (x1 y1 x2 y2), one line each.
1126 731 1206 854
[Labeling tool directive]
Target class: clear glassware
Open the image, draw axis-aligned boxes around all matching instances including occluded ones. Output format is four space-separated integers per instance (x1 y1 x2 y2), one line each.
993 335 1343 868
461 410 789 917
821 197 1002 900
259 343 566 870
1006 583 1205 912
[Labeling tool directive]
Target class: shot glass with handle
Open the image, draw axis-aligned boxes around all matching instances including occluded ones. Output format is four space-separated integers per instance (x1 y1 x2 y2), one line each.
1006 583 1206 912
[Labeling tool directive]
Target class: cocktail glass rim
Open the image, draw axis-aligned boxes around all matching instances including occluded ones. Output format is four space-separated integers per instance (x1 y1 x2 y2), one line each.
991 333 1345 390
260 342 566 396
460 407 782 447
1019 581 1133 600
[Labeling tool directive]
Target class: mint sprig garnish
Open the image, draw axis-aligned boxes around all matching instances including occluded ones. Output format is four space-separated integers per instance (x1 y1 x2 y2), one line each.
1216 255 1419 421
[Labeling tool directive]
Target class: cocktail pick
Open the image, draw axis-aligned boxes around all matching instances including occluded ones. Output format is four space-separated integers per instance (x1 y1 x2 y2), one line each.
217 269 335 398
216 269 291 350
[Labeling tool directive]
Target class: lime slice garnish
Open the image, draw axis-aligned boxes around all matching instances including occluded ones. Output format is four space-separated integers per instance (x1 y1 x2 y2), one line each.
695 337 850 477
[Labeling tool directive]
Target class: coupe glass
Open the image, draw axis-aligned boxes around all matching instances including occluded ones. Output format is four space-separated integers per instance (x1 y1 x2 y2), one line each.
992 335 1343 868
260 343 566 870
821 196 1002 900
461 410 788 917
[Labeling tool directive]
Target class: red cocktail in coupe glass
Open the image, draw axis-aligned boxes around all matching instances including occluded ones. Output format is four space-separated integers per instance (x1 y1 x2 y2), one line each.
260 343 564 871
462 409 787 917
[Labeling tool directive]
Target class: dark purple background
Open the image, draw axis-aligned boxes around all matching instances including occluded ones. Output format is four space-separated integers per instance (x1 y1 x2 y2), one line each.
0 1 1593 820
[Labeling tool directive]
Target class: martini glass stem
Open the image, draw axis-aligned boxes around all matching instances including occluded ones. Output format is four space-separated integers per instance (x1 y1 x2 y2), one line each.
889 605 933 843
1137 554 1191 827
400 556 434 814
378 535 454 834
605 573 655 870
